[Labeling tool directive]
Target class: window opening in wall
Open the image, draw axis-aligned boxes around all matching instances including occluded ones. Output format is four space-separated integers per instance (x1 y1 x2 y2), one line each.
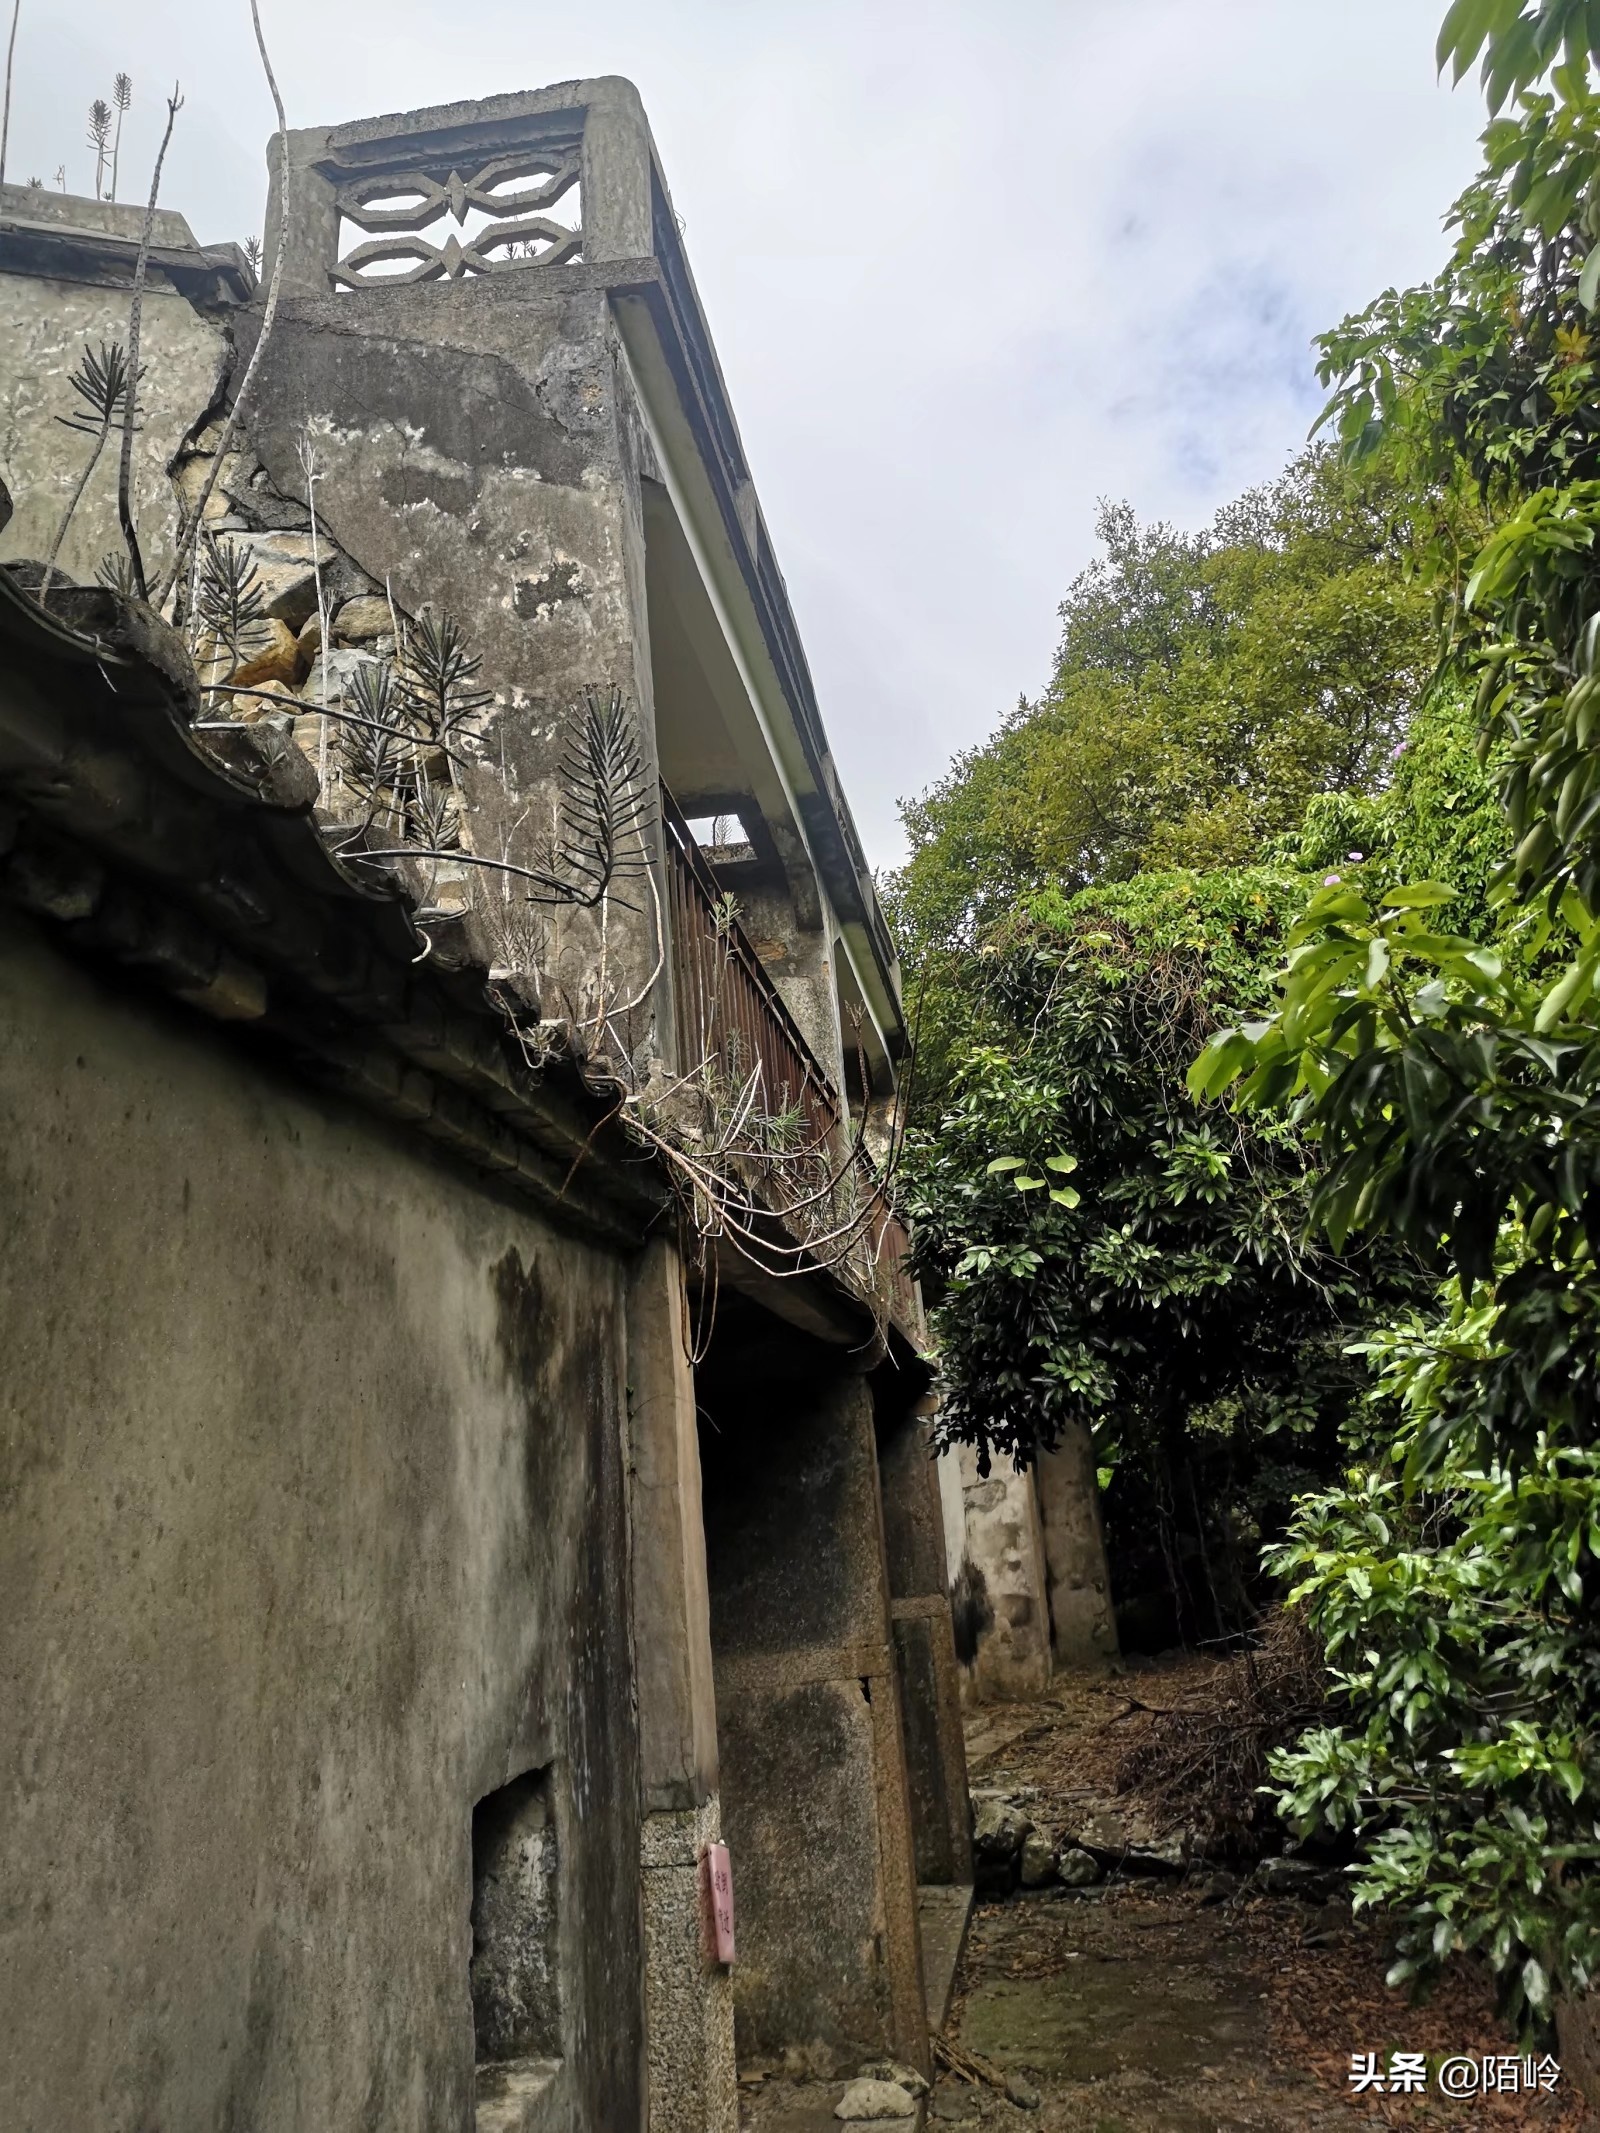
470 1767 561 2130
685 811 754 865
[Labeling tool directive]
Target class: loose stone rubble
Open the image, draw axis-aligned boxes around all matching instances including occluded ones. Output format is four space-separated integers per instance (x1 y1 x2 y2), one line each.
834 2077 919 2121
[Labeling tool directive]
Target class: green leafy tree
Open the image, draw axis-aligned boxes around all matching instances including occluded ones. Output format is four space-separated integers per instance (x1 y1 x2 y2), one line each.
1438 0 1600 114
890 451 1445 964
904 869 1418 1638
1267 1273 1600 2033
1194 30 1600 2033
1283 686 1511 943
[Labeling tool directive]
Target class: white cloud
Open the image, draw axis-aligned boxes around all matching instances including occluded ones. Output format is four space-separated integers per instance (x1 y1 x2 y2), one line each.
11 0 1486 862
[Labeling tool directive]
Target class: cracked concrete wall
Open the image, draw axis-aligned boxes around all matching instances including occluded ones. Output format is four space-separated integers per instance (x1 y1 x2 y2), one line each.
0 190 229 589
237 274 666 1043
0 907 644 2133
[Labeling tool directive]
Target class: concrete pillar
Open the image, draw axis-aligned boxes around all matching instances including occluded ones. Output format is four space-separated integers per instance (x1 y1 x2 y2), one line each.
702 1365 928 2078
1034 1423 1119 1669
943 1445 1053 1705
877 1411 972 1891
625 1240 737 2133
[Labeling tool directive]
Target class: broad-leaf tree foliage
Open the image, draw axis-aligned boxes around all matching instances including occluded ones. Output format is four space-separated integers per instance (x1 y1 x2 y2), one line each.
903 870 1419 1637
1439 0 1600 114
1289 687 1510 944
1194 35 1600 2035
1265 1276 1600 2033
890 452 1443 961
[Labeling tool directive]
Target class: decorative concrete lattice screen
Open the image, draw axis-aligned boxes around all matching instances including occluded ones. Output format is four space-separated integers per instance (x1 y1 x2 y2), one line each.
274 87 652 298
331 147 582 286
294 100 588 290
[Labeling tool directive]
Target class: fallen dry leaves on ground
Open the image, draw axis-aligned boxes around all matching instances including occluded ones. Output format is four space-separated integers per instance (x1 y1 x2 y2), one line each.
950 1657 1595 2133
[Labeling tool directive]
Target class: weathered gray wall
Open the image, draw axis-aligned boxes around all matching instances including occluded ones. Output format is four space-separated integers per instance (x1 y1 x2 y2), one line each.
626 1241 737 2133
700 1361 926 2078
0 908 643 2133
238 274 666 1042
1034 1424 1119 1669
877 1413 972 1890
0 191 228 588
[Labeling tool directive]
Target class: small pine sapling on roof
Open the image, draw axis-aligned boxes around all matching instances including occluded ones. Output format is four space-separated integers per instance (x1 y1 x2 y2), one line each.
87 98 112 200
110 73 130 202
38 340 143 604
193 534 270 684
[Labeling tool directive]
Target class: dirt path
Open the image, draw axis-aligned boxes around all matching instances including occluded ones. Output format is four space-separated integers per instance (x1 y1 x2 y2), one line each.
940 1664 1592 2133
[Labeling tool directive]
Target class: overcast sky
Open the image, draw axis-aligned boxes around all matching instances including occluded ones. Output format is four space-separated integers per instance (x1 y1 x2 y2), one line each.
14 2 1487 867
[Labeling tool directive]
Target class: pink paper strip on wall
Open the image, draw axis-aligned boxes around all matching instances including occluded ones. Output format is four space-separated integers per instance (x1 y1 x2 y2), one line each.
703 1841 735 1965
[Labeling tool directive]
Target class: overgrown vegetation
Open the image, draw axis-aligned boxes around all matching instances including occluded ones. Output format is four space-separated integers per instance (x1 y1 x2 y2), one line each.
891 450 1450 962
1111 1609 1330 1850
1186 4 1600 2035
904 0 1600 2040
903 868 1424 1643
894 463 1496 1637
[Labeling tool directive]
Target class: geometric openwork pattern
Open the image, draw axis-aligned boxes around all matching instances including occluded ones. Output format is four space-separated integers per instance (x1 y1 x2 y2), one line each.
330 150 582 288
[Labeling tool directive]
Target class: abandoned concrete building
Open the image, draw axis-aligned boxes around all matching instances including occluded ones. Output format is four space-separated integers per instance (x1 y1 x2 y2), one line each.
0 80 979 2133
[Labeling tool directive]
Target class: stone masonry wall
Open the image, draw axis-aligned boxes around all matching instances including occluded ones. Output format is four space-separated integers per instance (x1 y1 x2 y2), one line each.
235 275 666 1042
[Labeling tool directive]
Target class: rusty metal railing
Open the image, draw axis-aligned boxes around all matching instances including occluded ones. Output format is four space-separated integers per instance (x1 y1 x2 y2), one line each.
659 785 919 1334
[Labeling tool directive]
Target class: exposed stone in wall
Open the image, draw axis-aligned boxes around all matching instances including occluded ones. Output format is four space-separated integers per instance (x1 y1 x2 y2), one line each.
235 281 664 1052
0 198 231 588
0 218 488 952
640 1800 738 2133
168 421 486 932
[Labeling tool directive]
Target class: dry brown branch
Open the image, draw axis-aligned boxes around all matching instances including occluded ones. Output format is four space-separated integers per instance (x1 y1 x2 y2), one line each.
161 0 289 608
118 82 181 601
1111 1609 1327 1849
932 2033 1009 2091
0 1 19 189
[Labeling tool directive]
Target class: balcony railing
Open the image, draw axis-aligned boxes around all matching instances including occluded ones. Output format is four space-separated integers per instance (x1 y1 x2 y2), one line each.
660 786 918 1334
